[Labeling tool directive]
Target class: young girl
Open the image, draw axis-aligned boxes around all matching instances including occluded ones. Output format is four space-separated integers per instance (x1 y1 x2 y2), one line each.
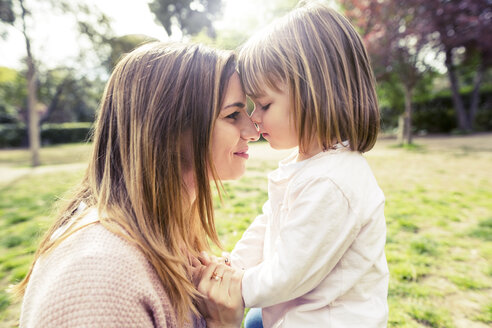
226 2 389 327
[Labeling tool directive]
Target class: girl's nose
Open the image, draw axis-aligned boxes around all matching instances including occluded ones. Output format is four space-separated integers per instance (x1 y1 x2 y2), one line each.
241 115 260 141
250 107 261 125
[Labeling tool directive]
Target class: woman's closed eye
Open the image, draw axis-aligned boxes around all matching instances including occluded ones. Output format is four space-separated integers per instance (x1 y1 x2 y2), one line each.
226 111 240 120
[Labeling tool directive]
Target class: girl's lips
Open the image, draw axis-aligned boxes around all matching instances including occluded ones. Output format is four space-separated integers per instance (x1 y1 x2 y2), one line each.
262 133 269 138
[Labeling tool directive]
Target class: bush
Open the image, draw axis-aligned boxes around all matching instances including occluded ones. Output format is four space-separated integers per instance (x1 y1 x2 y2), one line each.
380 88 492 133
41 122 93 145
0 123 26 148
0 122 93 148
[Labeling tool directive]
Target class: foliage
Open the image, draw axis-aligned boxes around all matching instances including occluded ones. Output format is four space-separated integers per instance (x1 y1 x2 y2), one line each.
0 66 103 126
0 67 26 124
37 68 103 124
341 0 434 145
0 123 24 148
0 122 93 148
105 34 159 71
407 0 492 131
0 0 14 23
412 88 492 133
148 0 222 37
191 0 299 49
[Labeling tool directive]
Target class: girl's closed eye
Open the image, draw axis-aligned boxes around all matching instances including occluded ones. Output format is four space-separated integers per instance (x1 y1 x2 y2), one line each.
260 103 271 111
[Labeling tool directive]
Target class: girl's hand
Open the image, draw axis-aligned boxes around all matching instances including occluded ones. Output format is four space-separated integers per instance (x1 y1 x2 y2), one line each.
194 262 245 328
199 251 232 267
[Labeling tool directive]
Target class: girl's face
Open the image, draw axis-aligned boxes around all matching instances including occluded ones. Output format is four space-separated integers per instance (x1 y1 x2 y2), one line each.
250 83 298 150
211 72 259 180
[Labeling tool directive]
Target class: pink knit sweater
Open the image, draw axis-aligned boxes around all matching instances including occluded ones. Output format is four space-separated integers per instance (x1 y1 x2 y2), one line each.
20 219 206 328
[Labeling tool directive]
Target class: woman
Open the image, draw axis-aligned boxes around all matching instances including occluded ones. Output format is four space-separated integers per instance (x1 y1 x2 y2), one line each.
13 42 258 327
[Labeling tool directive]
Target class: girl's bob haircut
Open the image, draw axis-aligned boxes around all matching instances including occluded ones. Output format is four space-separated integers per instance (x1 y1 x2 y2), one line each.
238 1 380 152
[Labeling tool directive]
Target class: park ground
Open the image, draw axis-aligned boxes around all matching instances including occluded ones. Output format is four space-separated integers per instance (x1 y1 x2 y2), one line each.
0 133 491 327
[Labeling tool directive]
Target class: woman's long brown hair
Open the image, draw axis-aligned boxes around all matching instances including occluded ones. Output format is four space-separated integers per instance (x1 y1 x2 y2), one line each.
13 42 237 325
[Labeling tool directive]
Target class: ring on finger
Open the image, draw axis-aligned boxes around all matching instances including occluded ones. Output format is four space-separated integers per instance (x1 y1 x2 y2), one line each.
211 272 223 281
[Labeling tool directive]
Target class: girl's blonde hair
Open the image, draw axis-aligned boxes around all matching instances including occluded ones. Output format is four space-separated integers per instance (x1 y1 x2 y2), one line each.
238 1 379 152
13 42 236 325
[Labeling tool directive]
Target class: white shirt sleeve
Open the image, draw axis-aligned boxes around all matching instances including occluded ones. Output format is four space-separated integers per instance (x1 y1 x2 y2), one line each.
241 176 362 308
230 201 270 270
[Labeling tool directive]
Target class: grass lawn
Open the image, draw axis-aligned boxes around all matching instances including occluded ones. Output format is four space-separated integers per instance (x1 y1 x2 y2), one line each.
1 134 491 327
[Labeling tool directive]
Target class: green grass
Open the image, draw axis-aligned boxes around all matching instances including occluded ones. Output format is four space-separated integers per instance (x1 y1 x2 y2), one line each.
1 134 492 327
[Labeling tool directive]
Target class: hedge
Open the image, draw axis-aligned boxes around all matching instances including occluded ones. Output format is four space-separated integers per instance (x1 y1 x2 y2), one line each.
0 122 93 148
381 88 492 133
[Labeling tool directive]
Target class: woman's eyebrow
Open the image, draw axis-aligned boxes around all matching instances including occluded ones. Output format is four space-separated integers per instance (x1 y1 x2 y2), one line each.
223 102 246 109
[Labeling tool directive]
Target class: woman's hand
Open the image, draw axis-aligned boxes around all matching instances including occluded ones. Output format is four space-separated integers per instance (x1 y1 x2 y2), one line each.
192 258 244 328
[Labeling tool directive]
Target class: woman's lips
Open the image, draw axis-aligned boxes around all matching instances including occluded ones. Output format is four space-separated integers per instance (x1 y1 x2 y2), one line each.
234 152 249 159
234 148 249 159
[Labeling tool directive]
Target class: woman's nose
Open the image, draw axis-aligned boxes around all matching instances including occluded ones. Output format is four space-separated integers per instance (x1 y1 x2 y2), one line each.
241 115 260 141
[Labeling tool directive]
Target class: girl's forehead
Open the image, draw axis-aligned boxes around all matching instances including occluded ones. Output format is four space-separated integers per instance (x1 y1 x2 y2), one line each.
242 73 286 99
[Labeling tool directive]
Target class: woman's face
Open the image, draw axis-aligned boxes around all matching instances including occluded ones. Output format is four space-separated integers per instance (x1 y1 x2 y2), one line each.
211 72 259 180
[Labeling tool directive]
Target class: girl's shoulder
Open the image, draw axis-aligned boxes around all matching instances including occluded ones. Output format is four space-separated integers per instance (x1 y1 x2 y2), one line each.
289 150 383 206
295 150 370 183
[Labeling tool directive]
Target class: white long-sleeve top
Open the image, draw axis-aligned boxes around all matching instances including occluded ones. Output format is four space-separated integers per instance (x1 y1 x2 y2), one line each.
231 146 389 327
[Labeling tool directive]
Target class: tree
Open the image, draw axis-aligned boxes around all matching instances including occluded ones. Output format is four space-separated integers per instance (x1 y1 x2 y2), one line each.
105 34 158 72
190 0 299 50
38 68 104 124
0 0 111 166
408 0 492 132
342 0 432 145
148 0 222 38
0 66 26 123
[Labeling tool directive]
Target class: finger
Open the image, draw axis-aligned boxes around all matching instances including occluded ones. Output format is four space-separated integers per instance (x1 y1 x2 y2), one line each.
222 252 231 266
191 256 202 268
199 251 212 265
191 265 206 287
211 263 227 283
220 269 233 298
197 262 219 295
208 266 231 307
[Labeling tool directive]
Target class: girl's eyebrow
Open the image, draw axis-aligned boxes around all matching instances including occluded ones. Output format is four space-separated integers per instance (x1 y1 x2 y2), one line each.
223 102 246 109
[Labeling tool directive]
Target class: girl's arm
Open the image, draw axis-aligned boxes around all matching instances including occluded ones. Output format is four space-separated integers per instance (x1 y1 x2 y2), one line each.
241 176 364 308
230 201 270 270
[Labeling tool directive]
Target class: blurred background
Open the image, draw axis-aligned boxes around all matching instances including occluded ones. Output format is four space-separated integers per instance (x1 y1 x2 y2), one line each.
0 0 491 327
0 0 491 159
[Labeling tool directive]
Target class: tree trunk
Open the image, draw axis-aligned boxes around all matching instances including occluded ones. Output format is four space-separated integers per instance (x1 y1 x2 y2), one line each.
445 48 470 131
469 56 484 131
20 0 40 166
402 85 413 145
397 115 404 145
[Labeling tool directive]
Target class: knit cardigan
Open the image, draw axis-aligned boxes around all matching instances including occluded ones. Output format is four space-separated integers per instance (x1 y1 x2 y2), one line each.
20 219 206 328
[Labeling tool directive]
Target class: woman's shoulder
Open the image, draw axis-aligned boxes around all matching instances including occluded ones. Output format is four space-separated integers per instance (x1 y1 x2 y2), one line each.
22 223 177 327
46 223 161 292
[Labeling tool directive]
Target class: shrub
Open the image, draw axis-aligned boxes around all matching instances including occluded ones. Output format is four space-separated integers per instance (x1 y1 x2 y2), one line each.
41 122 93 145
0 123 26 148
0 122 93 148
